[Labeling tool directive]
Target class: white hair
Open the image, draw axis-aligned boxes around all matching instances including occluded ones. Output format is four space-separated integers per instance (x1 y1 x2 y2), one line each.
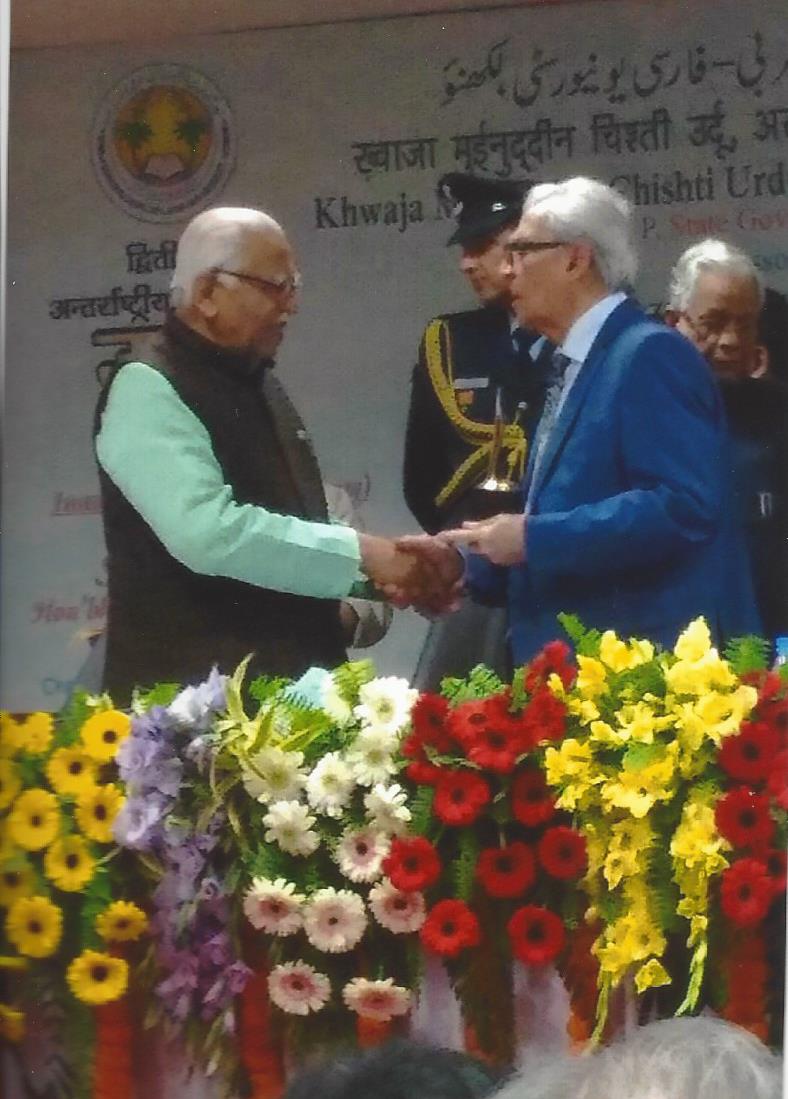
497 1016 782 1099
667 238 764 312
523 176 638 290
170 206 284 307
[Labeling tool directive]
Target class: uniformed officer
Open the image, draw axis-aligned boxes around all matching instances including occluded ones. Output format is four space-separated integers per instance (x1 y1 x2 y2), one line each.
403 173 549 688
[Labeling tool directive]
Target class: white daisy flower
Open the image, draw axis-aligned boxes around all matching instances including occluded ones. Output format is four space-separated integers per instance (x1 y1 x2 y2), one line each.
242 746 306 804
303 887 367 953
368 878 426 934
346 727 399 787
268 961 331 1016
306 752 355 818
354 676 418 736
364 783 412 835
320 675 353 725
342 977 412 1021
335 827 390 883
243 877 305 935
262 800 320 857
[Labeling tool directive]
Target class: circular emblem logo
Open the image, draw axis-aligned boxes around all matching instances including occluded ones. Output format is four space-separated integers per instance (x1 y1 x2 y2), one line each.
91 64 236 223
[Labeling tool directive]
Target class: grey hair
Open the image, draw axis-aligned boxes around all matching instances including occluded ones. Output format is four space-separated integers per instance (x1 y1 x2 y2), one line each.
499 1016 782 1099
523 177 638 290
667 238 764 312
170 206 284 307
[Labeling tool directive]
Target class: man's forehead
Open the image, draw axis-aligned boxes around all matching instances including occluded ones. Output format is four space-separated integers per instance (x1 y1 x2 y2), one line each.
510 213 550 242
691 269 760 310
243 230 295 270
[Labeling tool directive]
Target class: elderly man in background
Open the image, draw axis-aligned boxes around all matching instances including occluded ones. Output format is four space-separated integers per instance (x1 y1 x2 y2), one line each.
437 177 759 659
493 1016 782 1099
94 206 449 701
664 238 787 644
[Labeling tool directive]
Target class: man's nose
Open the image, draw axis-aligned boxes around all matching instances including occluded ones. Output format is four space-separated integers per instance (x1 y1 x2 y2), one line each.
459 252 477 273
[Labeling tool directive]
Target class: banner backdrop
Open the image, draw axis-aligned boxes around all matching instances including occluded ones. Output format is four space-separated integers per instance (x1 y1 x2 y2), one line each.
4 0 788 710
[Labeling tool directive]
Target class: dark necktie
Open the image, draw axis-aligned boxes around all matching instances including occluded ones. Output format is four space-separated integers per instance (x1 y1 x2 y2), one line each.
527 350 571 499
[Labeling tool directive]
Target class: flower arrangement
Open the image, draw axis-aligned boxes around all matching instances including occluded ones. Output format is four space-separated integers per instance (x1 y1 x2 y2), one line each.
4 616 785 1099
0 696 148 1098
540 616 786 1039
396 652 587 1063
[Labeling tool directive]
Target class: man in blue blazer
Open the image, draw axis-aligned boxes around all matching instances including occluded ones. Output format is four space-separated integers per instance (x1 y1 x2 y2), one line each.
440 177 760 661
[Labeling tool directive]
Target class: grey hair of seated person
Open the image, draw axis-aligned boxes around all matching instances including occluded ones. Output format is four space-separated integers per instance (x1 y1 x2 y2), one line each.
496 1016 782 1099
282 1039 503 1099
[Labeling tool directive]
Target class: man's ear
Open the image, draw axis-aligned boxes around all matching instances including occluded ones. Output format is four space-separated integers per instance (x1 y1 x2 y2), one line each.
566 241 593 278
192 272 220 319
663 308 680 329
750 344 770 378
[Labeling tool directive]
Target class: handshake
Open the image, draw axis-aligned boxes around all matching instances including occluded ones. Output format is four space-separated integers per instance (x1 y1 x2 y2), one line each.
358 513 526 616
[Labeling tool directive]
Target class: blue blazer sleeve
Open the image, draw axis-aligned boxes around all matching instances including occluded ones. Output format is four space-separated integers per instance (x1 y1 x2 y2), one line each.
465 552 509 607
526 329 724 578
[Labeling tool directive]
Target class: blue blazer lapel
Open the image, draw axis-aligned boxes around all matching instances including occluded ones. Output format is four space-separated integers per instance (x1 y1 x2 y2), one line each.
529 299 642 502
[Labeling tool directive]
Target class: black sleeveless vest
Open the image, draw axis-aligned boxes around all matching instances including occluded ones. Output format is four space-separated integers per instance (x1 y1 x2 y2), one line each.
94 314 347 701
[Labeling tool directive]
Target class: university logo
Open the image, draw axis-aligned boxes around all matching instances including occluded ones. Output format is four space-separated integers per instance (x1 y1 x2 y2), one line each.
91 64 236 224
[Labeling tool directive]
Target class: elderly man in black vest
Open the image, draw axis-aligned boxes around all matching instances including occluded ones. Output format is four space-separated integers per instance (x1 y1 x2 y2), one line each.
94 206 453 700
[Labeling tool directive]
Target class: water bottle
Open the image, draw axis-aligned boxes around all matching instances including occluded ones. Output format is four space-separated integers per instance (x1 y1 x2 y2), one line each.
775 636 788 669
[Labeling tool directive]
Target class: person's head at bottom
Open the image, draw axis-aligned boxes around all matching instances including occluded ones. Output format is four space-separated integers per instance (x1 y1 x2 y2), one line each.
283 1039 502 1099
496 1016 782 1099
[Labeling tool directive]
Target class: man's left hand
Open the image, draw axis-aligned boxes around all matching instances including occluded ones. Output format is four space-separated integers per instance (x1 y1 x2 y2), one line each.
442 513 526 566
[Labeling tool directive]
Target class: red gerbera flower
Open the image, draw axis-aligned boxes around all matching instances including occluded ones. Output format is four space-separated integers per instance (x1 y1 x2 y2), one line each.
383 836 441 893
404 759 443 786
524 640 575 693
508 905 566 966
766 750 788 810
718 722 780 785
754 672 788 733
433 770 490 826
510 767 556 827
538 826 587 880
420 899 480 957
460 715 525 774
761 848 787 896
720 859 773 926
520 688 567 748
447 699 493 745
715 788 775 849
408 694 454 752
476 842 536 898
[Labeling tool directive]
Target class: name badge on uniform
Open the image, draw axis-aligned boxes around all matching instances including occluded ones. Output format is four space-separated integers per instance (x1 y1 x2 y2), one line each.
453 377 489 389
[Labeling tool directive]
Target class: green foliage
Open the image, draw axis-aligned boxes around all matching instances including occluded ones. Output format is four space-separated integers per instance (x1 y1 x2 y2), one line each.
440 664 505 703
55 690 95 746
248 675 291 706
408 785 435 836
509 665 528 710
557 612 602 656
452 829 480 902
134 681 182 709
332 659 376 703
622 742 663 772
645 846 682 934
723 634 771 676
619 660 666 700
79 862 114 948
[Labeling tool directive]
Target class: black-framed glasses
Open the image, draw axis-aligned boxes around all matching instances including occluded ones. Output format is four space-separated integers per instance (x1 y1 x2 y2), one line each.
506 241 566 256
679 310 757 342
213 268 302 296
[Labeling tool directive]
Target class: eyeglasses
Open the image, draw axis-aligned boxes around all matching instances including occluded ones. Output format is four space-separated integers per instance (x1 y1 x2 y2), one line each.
506 241 566 256
680 311 758 342
213 268 303 297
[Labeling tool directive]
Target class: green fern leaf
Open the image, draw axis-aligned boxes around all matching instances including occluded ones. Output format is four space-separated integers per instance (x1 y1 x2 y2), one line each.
557 612 602 656
332 659 376 703
723 635 770 676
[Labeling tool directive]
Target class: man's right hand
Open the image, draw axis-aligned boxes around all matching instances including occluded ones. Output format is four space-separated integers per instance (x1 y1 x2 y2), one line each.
358 533 462 614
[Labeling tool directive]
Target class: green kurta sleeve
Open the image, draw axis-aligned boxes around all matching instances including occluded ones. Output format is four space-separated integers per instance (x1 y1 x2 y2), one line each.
96 361 363 598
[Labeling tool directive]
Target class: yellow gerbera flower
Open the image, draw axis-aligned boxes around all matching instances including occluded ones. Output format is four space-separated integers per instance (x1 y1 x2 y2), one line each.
44 835 96 892
66 949 128 1005
80 710 131 762
0 1003 25 1042
0 713 26 758
7 789 61 851
0 860 35 907
45 747 98 798
0 759 21 810
96 900 148 942
5 895 63 957
18 713 55 755
75 784 124 843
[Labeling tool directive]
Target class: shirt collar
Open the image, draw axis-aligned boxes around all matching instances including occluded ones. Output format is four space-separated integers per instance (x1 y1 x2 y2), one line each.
559 291 627 364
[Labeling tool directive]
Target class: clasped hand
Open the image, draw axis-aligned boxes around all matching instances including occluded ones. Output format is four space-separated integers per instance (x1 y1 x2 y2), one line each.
358 533 464 615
